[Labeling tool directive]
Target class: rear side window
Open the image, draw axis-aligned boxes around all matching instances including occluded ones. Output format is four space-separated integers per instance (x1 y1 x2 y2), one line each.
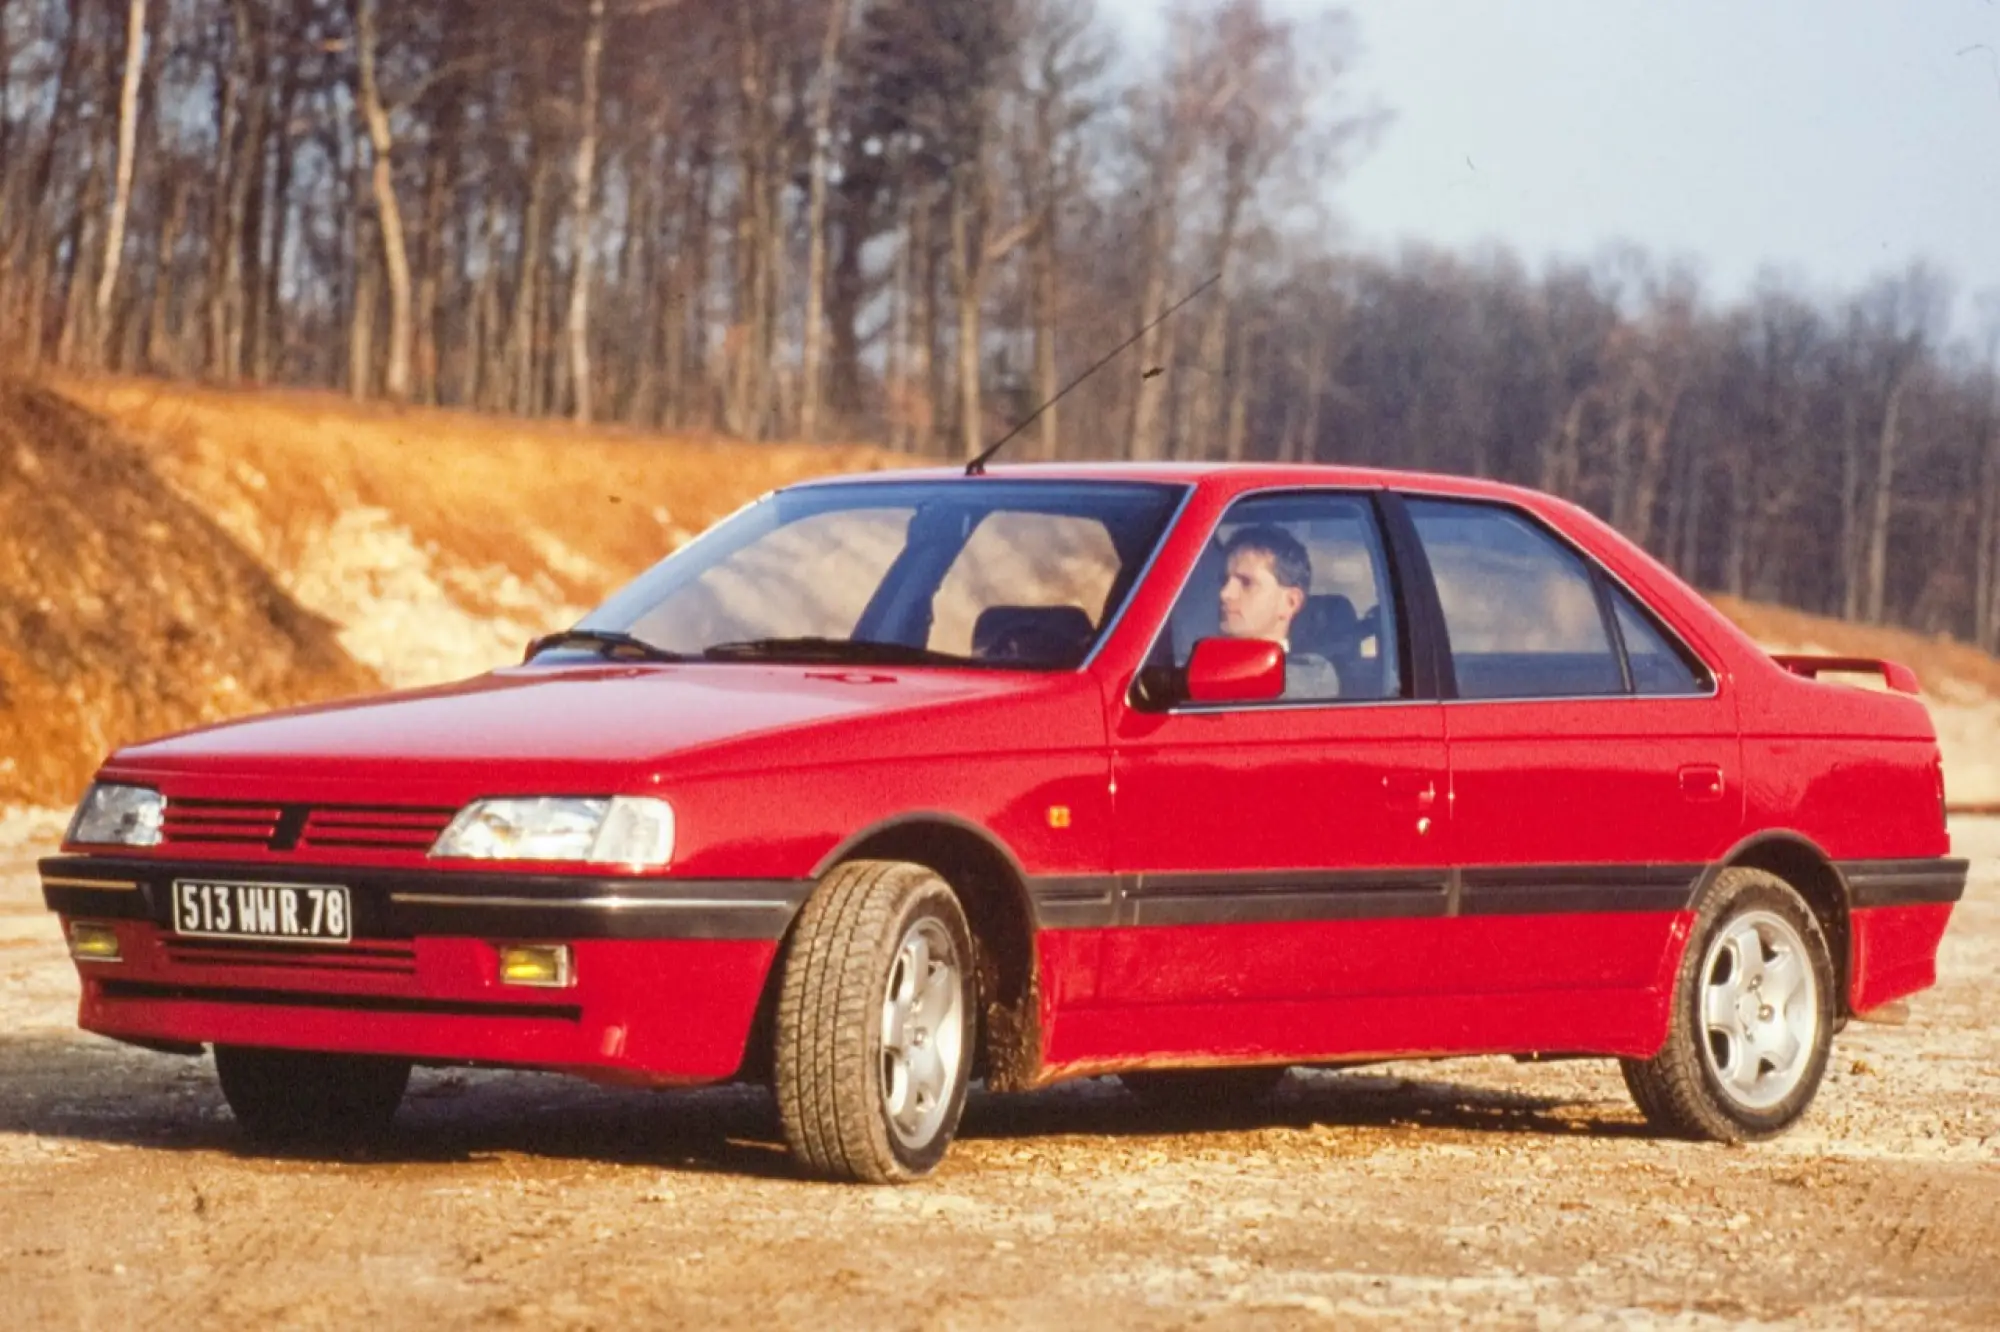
1406 499 1623 700
1610 586 1708 696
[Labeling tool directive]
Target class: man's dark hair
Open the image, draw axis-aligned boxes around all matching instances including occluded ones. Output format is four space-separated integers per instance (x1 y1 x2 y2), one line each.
1222 525 1312 593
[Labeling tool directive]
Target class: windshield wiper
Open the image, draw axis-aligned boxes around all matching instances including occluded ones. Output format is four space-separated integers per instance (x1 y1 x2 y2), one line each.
702 636 972 667
525 629 687 663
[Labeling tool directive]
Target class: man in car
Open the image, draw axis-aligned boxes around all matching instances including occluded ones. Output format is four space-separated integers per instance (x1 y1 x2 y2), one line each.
1218 526 1342 700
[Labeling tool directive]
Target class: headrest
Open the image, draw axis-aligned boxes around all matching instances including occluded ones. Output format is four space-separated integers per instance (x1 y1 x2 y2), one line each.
972 605 1096 666
1294 594 1359 656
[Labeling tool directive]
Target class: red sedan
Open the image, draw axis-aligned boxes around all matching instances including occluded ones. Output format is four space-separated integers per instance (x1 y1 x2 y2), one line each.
43 464 1964 1182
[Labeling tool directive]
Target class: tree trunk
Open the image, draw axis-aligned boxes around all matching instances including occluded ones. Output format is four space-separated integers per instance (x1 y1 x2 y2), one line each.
1839 353 1866 620
1030 205 1060 460
349 223 378 400
799 0 850 441
1863 374 1910 624
145 174 190 372
509 154 554 416
204 19 241 379
92 0 149 367
565 0 607 423
356 0 414 400
951 170 984 459
1126 204 1174 461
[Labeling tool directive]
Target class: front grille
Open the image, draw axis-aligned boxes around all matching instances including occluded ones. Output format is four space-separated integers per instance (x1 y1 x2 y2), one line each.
161 800 284 849
162 937 419 977
299 806 456 852
156 800 456 855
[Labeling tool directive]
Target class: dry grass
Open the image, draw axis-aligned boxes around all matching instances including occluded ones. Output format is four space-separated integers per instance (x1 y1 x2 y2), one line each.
52 373 895 607
1709 594 2000 699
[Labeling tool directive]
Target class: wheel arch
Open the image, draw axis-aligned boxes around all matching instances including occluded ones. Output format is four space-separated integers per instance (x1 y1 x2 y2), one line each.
804 812 1046 1092
1705 830 1852 1017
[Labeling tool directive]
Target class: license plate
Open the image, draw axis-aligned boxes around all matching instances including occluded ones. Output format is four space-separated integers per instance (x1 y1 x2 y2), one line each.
171 880 352 944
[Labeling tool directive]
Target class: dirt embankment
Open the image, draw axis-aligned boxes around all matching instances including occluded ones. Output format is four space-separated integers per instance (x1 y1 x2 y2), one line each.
0 380 375 806
0 374 887 806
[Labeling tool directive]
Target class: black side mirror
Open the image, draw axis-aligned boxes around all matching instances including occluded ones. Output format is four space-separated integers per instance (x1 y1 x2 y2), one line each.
1128 663 1185 712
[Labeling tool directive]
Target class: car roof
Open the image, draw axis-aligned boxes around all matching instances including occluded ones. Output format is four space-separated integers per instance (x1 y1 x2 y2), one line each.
789 461 1560 508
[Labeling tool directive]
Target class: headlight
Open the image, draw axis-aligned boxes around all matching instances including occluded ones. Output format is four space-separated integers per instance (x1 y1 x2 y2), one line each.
67 784 166 848
430 796 675 868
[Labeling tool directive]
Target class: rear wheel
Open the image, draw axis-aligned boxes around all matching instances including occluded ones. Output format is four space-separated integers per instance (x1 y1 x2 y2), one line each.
1119 1066 1290 1111
1621 867 1834 1142
773 860 975 1183
213 1046 411 1147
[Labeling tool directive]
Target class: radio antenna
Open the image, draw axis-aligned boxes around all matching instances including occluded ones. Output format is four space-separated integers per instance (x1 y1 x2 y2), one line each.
964 271 1221 477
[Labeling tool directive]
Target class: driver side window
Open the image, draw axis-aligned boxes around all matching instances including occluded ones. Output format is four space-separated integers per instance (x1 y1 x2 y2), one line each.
1157 493 1404 702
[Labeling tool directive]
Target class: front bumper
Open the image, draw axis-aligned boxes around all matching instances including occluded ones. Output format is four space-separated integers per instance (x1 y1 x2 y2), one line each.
43 856 814 1084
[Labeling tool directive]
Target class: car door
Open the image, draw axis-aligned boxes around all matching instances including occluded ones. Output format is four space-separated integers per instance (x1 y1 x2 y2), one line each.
1399 494 1744 1055
1089 490 1453 1066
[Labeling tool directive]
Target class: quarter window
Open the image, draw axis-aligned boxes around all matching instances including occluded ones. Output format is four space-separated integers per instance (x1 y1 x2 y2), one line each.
1406 499 1623 700
1611 586 1708 696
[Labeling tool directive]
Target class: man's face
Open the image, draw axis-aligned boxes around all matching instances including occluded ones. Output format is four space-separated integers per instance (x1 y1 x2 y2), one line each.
1219 548 1304 643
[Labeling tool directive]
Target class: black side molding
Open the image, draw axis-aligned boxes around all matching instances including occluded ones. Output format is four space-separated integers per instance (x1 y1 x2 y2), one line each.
1839 858 1969 908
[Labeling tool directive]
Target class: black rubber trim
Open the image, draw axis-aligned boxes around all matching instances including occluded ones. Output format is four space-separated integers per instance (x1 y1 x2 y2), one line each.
1027 865 1702 929
40 856 813 942
1457 864 1705 917
1124 869 1451 927
96 979 582 1021
1839 858 1969 908
41 883 152 919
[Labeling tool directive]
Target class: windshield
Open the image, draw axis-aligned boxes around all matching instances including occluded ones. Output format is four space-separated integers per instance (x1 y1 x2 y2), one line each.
565 480 1187 670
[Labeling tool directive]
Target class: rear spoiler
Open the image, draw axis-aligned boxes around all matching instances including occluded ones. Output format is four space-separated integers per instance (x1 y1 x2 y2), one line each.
1770 654 1921 696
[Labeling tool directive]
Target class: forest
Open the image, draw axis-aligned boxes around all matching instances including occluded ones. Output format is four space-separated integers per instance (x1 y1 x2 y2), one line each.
3 0 1998 645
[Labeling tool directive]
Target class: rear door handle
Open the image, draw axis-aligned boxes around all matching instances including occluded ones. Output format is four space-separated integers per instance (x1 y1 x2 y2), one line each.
1678 764 1725 803
1384 774 1438 812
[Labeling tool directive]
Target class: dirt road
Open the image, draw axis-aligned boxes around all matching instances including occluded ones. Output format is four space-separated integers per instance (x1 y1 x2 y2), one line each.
4 810 1996 1328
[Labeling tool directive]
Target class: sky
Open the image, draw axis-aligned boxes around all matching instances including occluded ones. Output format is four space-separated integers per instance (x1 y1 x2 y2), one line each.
1104 0 2000 316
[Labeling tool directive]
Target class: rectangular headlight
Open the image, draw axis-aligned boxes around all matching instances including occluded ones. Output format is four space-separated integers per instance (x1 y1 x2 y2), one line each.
430 796 674 868
67 784 166 848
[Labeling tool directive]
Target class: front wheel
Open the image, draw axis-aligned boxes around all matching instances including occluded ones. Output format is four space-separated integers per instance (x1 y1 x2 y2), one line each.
773 860 976 1183
213 1046 411 1147
1622 867 1834 1142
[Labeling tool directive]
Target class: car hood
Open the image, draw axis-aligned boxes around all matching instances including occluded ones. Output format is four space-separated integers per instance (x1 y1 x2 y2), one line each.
105 662 1053 788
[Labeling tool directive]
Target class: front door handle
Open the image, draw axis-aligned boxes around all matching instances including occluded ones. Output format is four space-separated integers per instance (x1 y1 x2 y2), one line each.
1678 764 1726 803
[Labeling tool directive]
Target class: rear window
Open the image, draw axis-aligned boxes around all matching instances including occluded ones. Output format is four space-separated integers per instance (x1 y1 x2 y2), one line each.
1407 499 1623 700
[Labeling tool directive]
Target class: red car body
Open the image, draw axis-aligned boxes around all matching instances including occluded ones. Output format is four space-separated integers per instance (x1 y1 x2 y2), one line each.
42 464 1964 1097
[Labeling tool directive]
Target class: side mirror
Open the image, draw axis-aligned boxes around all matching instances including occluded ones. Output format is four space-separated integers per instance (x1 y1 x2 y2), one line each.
1186 637 1285 704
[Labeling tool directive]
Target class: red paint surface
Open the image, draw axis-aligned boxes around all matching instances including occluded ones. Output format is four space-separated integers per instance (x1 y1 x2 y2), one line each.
52 464 1962 1085
1849 904 1955 1015
68 919 773 1085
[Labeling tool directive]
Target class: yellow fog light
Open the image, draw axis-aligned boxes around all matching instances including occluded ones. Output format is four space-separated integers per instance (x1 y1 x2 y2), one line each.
496 943 573 988
67 921 123 963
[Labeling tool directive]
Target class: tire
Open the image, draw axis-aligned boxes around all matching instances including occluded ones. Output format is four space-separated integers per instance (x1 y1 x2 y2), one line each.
1119 1066 1290 1111
1621 867 1835 1142
213 1045 411 1147
773 860 976 1183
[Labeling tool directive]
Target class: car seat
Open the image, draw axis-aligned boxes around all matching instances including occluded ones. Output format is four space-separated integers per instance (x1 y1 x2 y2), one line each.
1292 593 1381 698
971 605 1097 667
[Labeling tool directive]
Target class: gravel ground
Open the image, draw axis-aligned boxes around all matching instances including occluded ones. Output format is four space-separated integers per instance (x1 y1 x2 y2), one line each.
2 813 1995 1329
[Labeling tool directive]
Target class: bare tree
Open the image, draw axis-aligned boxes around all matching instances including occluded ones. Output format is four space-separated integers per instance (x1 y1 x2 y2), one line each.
91 0 149 365
355 0 414 399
